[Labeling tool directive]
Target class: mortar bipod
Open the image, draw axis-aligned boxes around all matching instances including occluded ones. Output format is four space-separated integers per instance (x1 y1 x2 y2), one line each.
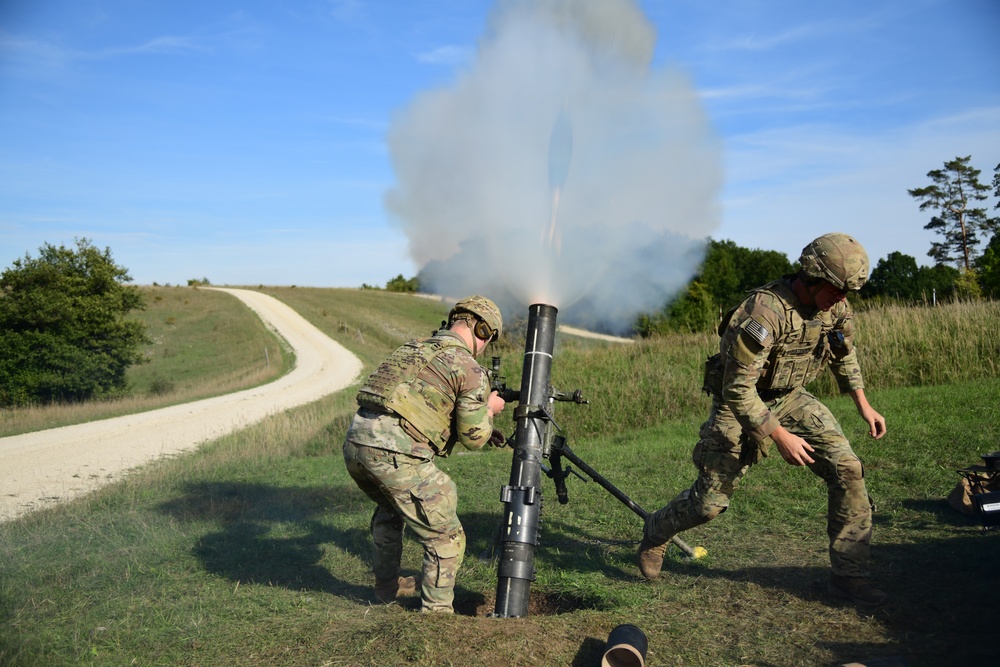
544 435 700 559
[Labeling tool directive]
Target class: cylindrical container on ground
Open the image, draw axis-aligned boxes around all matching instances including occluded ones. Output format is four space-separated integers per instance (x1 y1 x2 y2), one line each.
601 624 647 667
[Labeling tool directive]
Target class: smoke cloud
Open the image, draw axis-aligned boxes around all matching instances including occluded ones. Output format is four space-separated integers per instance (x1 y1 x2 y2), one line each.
384 0 722 334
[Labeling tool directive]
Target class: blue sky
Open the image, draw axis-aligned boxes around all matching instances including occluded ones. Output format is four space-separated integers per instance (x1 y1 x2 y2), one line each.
2 0 998 299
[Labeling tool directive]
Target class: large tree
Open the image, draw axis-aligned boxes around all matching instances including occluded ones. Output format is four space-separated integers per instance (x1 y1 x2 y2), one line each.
993 162 1000 206
862 251 961 303
863 251 920 300
975 233 1000 299
908 155 996 270
699 239 794 311
635 238 793 336
0 239 150 407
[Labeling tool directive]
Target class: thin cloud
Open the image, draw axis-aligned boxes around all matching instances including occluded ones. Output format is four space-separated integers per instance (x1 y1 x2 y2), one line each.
327 0 365 23
98 35 205 58
718 103 1000 267
415 44 471 66
702 79 834 104
322 114 387 131
723 24 822 52
708 12 889 54
1 32 204 81
0 31 73 73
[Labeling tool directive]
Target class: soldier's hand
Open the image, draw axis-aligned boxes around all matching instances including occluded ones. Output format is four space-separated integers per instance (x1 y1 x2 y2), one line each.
488 429 507 448
849 389 886 439
487 390 506 417
771 427 815 466
860 406 886 439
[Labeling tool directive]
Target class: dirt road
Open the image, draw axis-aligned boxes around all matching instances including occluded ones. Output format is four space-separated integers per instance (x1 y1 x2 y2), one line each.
0 288 363 522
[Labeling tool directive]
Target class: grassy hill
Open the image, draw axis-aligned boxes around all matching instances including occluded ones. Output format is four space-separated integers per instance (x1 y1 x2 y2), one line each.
1 289 998 666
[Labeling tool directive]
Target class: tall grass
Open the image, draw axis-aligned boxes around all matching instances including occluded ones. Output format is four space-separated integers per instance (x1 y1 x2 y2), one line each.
1 291 998 667
853 299 1000 386
533 299 1000 441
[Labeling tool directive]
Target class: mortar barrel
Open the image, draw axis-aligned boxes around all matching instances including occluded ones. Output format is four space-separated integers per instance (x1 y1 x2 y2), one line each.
493 303 557 618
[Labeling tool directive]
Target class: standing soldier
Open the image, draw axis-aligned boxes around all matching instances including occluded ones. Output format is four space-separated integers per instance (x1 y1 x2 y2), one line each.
343 296 507 613
638 233 889 607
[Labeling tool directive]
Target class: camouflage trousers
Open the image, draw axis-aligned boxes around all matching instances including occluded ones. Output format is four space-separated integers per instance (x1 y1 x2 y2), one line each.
646 387 873 577
343 439 465 613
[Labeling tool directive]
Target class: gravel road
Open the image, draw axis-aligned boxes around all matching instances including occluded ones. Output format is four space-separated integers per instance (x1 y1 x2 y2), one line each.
0 288 363 522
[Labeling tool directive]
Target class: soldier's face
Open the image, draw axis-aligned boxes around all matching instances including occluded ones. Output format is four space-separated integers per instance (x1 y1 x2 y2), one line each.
813 282 848 311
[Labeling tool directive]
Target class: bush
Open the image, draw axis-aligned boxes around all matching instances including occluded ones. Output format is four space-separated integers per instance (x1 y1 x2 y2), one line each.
0 239 151 406
385 274 420 293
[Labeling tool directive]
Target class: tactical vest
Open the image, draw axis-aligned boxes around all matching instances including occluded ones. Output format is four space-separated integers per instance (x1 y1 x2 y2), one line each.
356 333 466 451
706 281 841 395
753 281 834 391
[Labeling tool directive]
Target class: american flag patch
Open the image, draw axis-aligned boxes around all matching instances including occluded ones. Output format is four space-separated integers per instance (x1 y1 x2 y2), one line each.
744 319 769 344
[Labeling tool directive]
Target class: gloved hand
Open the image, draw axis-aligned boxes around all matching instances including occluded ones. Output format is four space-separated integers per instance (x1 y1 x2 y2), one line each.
488 429 508 448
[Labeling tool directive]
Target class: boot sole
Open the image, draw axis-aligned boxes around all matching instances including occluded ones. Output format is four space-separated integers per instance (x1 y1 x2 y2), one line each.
828 584 886 608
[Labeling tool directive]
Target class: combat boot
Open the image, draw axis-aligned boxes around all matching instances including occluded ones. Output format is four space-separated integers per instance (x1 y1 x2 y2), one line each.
637 538 667 580
374 575 419 603
829 575 887 607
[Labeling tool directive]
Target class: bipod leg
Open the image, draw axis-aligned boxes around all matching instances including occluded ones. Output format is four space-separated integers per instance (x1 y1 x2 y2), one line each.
548 437 570 505
554 440 700 559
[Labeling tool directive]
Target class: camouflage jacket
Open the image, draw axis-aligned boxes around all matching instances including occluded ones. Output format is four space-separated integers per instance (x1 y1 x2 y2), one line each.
355 329 493 457
715 277 864 443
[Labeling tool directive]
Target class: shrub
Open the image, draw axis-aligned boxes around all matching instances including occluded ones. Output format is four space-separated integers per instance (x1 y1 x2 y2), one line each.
0 239 150 406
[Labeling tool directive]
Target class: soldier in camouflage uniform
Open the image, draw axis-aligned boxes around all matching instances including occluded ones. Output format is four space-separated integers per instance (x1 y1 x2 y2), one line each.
343 295 507 613
638 233 889 607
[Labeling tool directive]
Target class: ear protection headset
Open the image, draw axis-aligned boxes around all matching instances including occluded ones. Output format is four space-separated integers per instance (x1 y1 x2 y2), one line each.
474 318 497 342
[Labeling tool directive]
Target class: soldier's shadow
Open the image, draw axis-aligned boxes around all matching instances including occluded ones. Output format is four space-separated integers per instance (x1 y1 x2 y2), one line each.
158 481 372 602
158 480 492 614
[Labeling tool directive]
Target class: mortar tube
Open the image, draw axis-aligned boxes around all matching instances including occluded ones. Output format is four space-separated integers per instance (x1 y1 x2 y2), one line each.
493 303 557 618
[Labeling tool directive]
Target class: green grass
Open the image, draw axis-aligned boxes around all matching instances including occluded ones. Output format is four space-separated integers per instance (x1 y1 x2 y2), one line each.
0 286 293 437
1 291 998 666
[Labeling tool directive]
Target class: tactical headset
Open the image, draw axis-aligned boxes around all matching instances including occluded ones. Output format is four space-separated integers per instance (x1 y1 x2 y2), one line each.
474 318 498 343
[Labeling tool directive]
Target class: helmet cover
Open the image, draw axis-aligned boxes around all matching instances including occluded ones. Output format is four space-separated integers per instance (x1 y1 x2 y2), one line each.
449 295 503 339
799 233 869 291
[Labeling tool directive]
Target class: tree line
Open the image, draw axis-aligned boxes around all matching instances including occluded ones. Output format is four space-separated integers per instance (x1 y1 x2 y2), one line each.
640 156 1000 335
2 158 996 406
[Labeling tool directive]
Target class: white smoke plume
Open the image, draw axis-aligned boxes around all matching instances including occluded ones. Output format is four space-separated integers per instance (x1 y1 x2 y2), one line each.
384 0 722 334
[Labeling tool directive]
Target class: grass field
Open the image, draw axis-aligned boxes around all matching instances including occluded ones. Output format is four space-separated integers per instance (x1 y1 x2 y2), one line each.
0 286 292 438
1 290 998 666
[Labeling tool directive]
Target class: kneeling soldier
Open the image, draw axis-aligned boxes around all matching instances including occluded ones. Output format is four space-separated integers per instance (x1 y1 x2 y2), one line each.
344 296 506 613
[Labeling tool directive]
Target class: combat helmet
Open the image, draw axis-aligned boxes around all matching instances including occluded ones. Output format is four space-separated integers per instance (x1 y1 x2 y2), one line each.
799 233 869 291
449 295 503 341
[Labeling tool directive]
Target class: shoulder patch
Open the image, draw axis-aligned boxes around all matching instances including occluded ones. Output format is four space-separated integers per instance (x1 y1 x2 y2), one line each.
744 318 770 345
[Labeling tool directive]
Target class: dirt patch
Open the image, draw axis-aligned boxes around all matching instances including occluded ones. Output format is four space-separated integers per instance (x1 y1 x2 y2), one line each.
463 589 597 617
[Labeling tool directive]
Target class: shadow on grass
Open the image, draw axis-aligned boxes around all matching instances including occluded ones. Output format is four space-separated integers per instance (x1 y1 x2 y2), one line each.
158 481 372 602
571 637 608 667
658 523 998 666
158 481 497 615
465 511 637 582
899 497 989 528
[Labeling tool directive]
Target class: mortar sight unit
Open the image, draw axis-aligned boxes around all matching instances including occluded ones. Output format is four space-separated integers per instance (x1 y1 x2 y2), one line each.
488 356 520 403
488 304 700 618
